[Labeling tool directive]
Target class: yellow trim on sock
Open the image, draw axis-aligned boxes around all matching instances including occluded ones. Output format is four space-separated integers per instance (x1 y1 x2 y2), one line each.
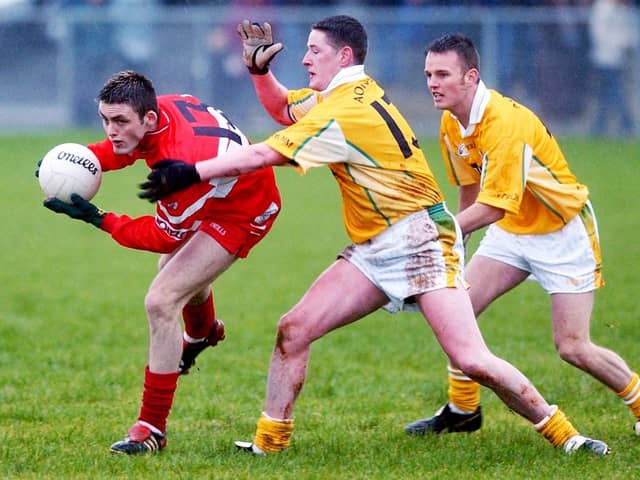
617 372 640 418
448 369 481 412
536 407 579 448
253 412 294 454
617 372 639 397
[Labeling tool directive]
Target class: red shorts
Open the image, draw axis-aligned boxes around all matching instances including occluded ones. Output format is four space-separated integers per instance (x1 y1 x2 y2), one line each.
198 201 280 258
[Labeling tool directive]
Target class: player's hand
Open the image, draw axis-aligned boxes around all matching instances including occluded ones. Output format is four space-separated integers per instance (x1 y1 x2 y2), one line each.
43 193 106 228
138 159 201 202
237 19 283 75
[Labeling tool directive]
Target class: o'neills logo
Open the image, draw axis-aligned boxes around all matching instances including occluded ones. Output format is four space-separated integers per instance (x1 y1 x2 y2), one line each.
57 151 99 175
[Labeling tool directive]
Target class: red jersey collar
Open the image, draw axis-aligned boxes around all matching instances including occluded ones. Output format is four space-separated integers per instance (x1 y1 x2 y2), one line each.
136 109 171 152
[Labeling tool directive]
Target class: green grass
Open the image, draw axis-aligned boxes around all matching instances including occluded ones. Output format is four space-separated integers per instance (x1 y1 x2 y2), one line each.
1 132 639 479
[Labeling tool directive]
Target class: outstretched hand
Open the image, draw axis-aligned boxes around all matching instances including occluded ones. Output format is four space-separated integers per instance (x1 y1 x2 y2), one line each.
237 20 283 75
138 159 201 202
43 193 106 228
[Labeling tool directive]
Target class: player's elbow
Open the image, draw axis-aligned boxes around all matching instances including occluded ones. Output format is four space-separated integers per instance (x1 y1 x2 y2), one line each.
273 109 295 126
476 202 505 223
488 207 505 223
261 105 292 126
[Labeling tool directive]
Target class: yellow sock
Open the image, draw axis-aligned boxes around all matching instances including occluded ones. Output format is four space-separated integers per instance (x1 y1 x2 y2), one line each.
535 406 579 448
253 412 294 454
448 366 481 412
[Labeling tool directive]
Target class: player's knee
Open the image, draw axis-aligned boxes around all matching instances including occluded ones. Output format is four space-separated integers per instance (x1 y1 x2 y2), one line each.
458 363 487 382
451 351 501 385
555 338 589 366
144 288 176 323
275 310 312 354
454 357 489 381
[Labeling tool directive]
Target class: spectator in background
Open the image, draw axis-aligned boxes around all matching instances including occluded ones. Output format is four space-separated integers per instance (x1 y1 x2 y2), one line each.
207 23 255 118
535 0 591 123
588 0 639 137
53 0 158 127
58 0 116 127
110 0 158 74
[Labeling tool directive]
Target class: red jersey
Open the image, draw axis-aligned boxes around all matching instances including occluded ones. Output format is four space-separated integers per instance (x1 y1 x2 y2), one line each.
89 94 281 254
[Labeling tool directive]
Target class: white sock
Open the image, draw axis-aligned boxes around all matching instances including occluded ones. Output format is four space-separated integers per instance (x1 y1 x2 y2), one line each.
137 420 163 435
183 332 206 344
448 403 475 415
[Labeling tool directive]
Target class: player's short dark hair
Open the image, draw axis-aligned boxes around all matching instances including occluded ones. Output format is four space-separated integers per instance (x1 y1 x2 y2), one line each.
426 33 480 72
312 15 368 64
97 70 158 120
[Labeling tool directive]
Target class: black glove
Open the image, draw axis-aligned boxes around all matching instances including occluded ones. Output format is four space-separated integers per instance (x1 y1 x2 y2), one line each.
138 159 201 202
237 20 284 75
44 193 106 228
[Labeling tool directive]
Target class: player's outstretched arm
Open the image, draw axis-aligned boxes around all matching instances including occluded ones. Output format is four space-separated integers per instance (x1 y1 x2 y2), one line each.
137 159 200 202
138 144 287 202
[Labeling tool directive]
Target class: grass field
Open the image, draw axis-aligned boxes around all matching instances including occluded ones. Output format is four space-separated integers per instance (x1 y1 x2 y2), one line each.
1 132 639 479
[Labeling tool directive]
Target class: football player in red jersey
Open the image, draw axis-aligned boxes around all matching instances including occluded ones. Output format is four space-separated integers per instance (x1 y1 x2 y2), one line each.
42 70 281 454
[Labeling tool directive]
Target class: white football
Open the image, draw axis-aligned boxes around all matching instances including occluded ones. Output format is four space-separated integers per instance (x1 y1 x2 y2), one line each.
38 143 102 203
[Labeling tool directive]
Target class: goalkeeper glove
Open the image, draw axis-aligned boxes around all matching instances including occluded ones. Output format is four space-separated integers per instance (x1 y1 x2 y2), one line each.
138 159 201 202
237 20 283 75
44 193 106 228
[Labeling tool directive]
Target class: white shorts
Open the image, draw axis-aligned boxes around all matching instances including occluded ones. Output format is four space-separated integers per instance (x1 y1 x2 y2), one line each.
339 203 466 313
474 201 604 294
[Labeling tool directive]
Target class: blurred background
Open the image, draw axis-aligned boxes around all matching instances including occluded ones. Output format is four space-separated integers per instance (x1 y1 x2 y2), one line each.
1 0 639 138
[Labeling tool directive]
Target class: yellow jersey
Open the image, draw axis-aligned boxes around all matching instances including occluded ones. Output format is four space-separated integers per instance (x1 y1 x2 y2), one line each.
265 65 443 244
439 81 589 234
